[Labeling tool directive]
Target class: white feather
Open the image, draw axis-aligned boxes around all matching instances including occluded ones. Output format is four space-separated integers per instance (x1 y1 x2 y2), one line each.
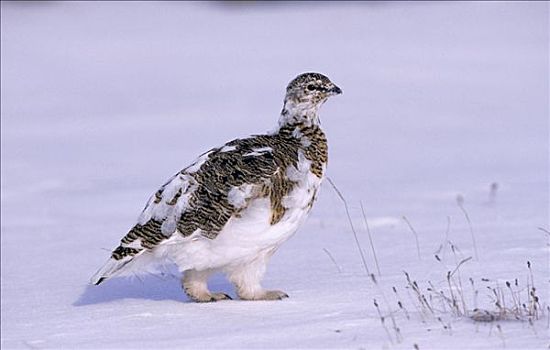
138 173 198 236
185 150 215 173
227 184 255 209
220 145 237 153
243 147 273 157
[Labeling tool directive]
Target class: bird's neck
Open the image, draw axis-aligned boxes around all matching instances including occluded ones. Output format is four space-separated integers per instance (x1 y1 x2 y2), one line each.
277 98 322 129
275 98 327 154
276 99 329 179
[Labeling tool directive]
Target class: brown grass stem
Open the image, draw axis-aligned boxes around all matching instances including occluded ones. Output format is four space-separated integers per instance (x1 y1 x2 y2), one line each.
322 248 342 273
456 198 479 260
326 177 371 275
402 216 421 260
359 201 381 276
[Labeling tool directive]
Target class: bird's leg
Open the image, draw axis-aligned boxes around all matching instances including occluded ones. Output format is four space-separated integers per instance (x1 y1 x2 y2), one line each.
182 269 231 302
227 252 289 301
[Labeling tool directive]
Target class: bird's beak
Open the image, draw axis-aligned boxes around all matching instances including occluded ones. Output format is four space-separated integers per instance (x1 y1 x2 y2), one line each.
330 85 342 95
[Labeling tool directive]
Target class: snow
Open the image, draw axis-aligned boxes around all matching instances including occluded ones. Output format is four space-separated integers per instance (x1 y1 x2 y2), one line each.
1 1 548 349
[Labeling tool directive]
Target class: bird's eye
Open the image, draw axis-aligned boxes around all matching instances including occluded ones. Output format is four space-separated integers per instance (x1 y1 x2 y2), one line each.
307 84 316 91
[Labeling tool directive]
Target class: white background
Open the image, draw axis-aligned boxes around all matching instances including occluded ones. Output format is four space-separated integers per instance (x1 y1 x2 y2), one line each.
1 2 548 349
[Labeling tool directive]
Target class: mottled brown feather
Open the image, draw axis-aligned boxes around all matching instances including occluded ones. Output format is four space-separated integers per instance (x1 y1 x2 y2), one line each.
111 122 327 260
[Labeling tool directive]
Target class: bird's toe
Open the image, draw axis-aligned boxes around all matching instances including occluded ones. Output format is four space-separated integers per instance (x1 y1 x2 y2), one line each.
210 292 232 301
262 290 289 300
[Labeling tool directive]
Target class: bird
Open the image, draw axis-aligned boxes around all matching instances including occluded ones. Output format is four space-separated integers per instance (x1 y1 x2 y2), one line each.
91 72 342 302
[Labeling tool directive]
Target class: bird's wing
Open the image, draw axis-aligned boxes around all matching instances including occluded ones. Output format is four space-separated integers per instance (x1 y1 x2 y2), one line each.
110 134 299 260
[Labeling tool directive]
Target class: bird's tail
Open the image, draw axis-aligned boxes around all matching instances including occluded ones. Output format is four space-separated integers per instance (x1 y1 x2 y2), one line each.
90 255 135 285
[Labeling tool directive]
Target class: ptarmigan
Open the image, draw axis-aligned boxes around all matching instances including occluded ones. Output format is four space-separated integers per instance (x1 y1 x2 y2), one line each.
91 72 342 302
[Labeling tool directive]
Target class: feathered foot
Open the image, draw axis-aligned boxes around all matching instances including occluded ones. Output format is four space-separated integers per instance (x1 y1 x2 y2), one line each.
182 269 232 303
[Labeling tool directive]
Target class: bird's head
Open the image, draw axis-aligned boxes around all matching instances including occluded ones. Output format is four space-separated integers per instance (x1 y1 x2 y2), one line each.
281 72 342 125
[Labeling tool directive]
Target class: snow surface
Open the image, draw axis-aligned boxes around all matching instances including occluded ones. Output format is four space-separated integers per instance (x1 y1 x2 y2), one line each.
1 1 548 349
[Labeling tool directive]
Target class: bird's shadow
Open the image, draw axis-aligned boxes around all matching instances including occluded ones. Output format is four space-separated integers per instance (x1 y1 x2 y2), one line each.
73 272 235 306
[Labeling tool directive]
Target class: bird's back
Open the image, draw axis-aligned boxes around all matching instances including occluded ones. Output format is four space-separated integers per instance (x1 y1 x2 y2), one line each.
91 122 328 284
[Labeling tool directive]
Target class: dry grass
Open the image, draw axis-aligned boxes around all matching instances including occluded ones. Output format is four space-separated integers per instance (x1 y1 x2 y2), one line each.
402 253 544 326
367 239 546 345
456 194 479 260
360 201 381 276
326 178 547 346
326 177 371 276
402 216 421 260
